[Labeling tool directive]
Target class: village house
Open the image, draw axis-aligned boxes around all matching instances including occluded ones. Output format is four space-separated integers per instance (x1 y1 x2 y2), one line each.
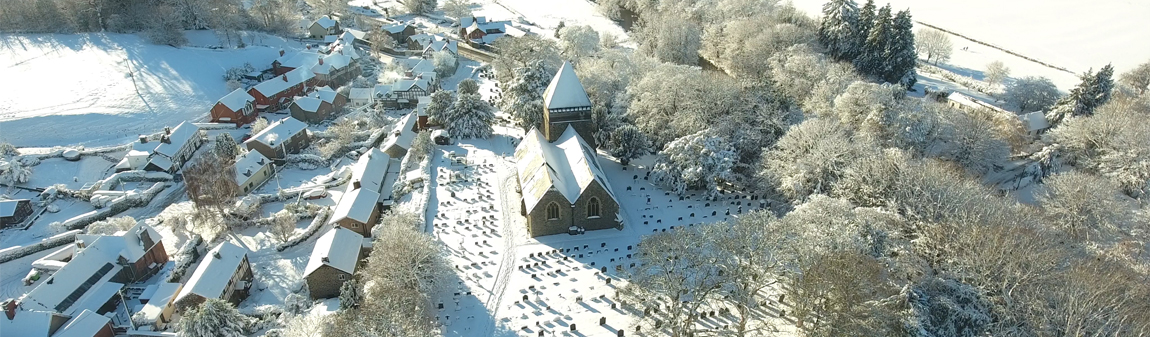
4 223 168 335
234 150 273 195
1020 111 1051 137
311 53 358 88
375 76 434 109
341 29 369 46
348 87 374 107
211 88 258 125
381 111 418 159
381 22 417 42
329 188 381 237
175 242 254 309
406 33 445 51
133 282 182 330
290 96 332 124
115 122 205 173
459 16 524 45
416 96 431 130
249 68 317 112
272 50 323 76
309 15 340 39
541 61 597 148
244 117 311 163
423 40 459 59
329 148 393 237
304 227 364 299
515 127 620 237
0 198 33 227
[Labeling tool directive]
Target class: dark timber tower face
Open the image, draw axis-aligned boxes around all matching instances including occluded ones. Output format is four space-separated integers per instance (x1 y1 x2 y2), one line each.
542 61 597 148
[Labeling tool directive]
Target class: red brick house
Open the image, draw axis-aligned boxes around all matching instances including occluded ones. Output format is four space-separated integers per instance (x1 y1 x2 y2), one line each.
249 68 316 112
211 88 258 125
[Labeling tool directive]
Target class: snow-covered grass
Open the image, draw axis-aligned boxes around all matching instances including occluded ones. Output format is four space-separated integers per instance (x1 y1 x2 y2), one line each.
470 0 632 47
0 32 297 147
789 0 1150 90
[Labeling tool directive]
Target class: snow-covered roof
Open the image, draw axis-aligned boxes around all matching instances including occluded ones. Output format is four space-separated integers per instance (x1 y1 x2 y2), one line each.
234 150 271 182
253 67 316 97
154 121 200 158
305 227 364 276
177 242 248 303
218 88 255 111
391 77 431 93
135 283 181 324
330 187 380 225
460 16 487 27
246 117 308 148
51 309 110 337
347 148 391 194
0 309 59 336
344 28 367 40
23 222 161 316
315 15 337 29
311 54 351 75
293 96 324 112
379 158 402 203
382 112 418 152
275 51 323 70
1021 111 1050 132
424 40 458 55
410 58 436 75
0 199 26 217
515 126 615 213
543 61 592 111
147 155 173 171
324 35 338 43
349 88 373 101
407 33 443 48
312 86 339 104
381 23 411 34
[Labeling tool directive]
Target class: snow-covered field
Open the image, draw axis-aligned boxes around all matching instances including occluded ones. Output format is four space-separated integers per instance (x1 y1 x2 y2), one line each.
0 32 299 147
790 0 1150 89
472 0 632 46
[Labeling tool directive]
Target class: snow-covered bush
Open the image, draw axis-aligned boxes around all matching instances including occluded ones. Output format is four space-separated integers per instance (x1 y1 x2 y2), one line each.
177 298 252 337
224 63 256 82
1050 102 1150 198
602 124 649 166
1005 76 1060 113
650 130 736 198
763 118 873 201
251 117 270 135
432 51 457 78
86 216 137 235
0 158 33 186
269 210 297 242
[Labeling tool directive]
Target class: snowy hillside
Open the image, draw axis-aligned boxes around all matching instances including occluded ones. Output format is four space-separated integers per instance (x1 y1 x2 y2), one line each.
789 0 1150 88
0 33 286 147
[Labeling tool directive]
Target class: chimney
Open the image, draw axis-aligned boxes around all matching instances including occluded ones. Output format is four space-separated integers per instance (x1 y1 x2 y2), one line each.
244 169 251 177
164 126 171 135
160 135 171 144
213 251 222 259
321 256 330 263
306 45 311 50
139 135 148 144
4 299 16 320
279 49 285 56
319 58 324 65
282 74 288 82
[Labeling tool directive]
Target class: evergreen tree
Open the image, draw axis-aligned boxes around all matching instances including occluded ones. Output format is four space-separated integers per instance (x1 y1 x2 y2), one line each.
213 133 239 162
857 0 877 47
818 0 861 61
1048 64 1116 125
888 10 917 87
448 93 495 139
177 298 249 337
857 5 893 79
498 60 552 131
425 90 455 125
604 124 650 166
339 278 361 310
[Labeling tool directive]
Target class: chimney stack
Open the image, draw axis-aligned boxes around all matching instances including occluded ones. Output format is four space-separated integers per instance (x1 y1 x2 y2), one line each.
139 135 148 144
279 49 285 56
282 74 288 82
319 58 324 65
213 251 222 259
164 126 171 135
321 256 330 263
4 299 17 320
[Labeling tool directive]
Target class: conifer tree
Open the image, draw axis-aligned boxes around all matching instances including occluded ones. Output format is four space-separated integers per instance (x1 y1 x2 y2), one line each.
888 10 917 87
177 298 249 337
857 5 893 79
857 0 877 46
818 0 861 61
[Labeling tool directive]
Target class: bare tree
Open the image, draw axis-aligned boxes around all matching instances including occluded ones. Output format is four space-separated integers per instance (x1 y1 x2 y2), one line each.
441 0 471 20
184 152 240 234
915 28 952 64
269 210 298 242
785 250 902 336
984 60 1010 85
618 227 727 337
251 117 270 134
715 211 783 336
1037 171 1135 242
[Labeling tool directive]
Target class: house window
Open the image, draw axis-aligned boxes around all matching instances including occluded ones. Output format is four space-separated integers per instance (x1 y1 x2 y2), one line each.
546 203 560 220
352 223 359 228
587 198 600 218
339 274 348 281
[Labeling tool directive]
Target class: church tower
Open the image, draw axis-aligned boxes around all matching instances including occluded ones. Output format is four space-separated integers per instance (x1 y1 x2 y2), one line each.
541 61 596 148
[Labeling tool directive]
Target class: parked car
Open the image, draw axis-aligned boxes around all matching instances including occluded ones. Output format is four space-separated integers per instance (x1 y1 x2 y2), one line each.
302 188 328 200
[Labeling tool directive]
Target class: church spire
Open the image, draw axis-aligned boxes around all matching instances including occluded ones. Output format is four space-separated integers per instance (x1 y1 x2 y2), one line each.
542 61 592 111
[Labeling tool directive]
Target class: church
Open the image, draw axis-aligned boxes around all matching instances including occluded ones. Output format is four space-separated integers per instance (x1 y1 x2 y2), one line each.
515 61 620 237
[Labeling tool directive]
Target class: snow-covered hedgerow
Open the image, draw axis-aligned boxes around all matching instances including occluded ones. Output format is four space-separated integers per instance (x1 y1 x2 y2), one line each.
167 234 204 282
0 229 82 264
275 208 332 252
